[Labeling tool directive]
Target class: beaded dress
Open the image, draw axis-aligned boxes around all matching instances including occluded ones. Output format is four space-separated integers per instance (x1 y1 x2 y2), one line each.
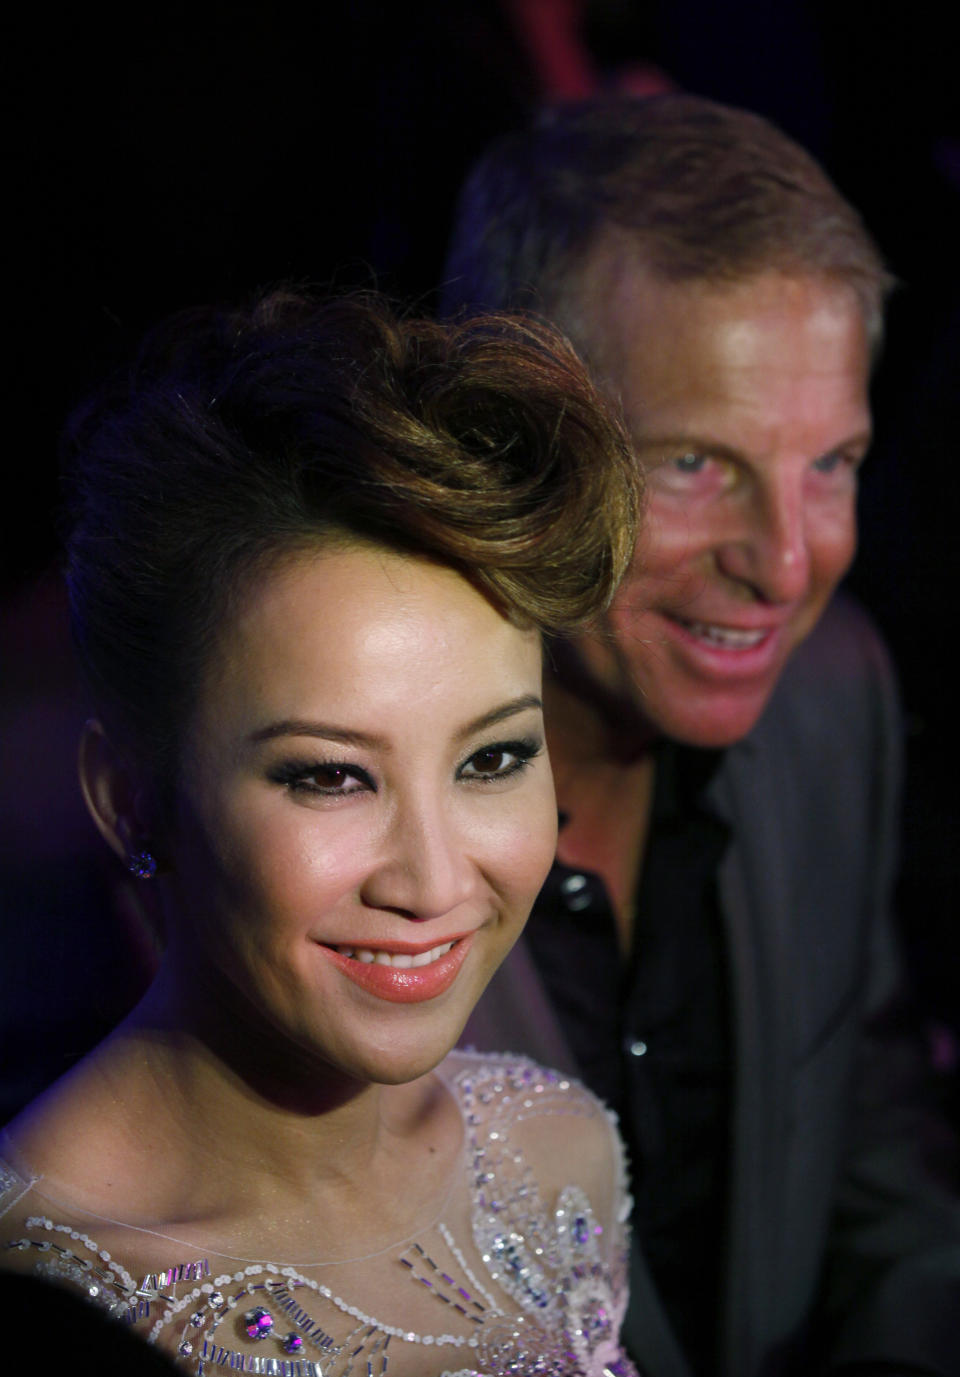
0 1051 637 1377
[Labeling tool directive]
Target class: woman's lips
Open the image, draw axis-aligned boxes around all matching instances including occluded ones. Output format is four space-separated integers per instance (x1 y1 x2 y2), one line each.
334 940 456 968
318 933 474 1003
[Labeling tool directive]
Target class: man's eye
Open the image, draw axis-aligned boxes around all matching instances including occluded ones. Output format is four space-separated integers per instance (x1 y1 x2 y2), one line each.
672 452 708 474
812 449 851 475
648 450 724 494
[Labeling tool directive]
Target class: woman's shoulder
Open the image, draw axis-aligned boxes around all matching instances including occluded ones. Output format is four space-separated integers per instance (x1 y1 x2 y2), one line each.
0 1139 38 1221
0 1053 172 1273
439 1046 616 1123
437 1049 630 1233
1 1058 136 1211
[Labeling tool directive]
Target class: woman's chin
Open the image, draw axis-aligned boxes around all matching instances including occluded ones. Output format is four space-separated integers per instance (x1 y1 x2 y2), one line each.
320 1018 465 1088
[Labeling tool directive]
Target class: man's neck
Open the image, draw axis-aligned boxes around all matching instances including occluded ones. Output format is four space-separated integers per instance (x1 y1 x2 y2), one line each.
544 646 658 762
544 672 658 952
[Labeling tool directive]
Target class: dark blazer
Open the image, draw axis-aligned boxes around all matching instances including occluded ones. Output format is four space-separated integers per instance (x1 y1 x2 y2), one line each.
461 597 960 1376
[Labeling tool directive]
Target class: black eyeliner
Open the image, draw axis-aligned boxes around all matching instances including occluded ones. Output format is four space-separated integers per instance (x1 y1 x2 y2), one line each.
267 758 376 795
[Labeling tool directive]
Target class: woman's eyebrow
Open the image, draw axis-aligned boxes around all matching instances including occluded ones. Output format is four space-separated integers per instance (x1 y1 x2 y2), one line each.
247 695 543 751
247 721 385 748
456 694 543 740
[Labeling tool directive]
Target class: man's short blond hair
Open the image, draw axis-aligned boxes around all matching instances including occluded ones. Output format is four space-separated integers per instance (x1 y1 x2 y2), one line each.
442 94 893 352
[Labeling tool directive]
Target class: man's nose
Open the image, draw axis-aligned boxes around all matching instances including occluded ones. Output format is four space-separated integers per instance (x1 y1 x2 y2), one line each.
359 799 478 922
715 477 811 604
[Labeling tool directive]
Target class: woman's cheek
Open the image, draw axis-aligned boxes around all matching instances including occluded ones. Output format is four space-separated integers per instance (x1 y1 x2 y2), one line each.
498 787 558 909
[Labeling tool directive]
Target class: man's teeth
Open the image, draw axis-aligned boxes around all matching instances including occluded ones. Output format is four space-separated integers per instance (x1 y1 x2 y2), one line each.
335 941 455 968
683 620 768 649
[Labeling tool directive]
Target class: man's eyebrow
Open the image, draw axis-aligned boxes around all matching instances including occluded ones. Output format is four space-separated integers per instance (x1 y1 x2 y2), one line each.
634 429 873 462
247 695 543 749
632 433 740 460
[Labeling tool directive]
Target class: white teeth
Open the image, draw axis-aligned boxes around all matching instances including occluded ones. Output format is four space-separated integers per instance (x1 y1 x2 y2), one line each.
334 941 454 968
684 620 767 649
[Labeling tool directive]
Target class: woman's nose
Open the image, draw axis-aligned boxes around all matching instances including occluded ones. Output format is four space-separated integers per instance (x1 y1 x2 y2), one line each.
359 802 479 922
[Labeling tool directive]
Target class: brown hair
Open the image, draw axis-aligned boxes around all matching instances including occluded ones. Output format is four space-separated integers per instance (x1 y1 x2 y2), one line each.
63 289 640 777
441 93 893 349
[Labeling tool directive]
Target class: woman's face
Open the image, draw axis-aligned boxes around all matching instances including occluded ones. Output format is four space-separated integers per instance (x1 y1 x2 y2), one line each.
161 544 556 1085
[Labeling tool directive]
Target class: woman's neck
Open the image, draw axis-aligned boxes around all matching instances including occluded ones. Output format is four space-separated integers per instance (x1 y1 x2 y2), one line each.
10 965 462 1263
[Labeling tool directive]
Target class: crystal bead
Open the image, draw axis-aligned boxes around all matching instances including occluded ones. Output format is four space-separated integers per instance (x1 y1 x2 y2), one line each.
245 1305 274 1339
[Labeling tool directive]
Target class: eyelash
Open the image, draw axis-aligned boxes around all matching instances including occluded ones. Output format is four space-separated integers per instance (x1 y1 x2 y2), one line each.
812 450 858 475
664 452 861 479
458 737 543 784
672 452 708 473
268 759 374 797
268 737 543 798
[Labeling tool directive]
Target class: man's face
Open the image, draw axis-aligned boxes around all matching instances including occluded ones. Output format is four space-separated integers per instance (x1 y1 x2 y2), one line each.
570 259 873 748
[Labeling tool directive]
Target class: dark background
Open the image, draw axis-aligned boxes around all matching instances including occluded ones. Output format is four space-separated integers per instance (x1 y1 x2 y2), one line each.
2 0 958 1117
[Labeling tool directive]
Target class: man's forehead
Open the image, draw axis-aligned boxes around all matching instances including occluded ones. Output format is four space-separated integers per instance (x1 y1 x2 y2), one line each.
572 248 865 393
571 226 863 329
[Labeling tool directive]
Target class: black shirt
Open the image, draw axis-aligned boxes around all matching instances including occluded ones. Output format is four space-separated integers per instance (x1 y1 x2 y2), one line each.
524 741 731 1375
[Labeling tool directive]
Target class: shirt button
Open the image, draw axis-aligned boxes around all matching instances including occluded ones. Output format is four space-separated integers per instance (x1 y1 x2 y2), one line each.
627 1039 648 1058
559 873 592 912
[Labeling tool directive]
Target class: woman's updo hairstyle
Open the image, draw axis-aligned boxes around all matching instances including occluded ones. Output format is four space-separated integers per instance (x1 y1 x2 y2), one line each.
63 289 640 780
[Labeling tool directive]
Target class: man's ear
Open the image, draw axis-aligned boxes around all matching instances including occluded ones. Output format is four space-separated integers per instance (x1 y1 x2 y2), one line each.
78 719 154 864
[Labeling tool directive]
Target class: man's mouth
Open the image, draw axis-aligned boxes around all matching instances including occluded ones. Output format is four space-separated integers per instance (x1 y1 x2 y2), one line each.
674 618 771 650
330 940 456 969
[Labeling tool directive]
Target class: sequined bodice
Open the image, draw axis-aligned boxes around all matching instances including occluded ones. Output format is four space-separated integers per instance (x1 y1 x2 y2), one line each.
1 1052 637 1377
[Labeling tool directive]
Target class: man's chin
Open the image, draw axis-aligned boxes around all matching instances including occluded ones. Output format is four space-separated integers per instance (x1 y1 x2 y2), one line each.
634 678 780 750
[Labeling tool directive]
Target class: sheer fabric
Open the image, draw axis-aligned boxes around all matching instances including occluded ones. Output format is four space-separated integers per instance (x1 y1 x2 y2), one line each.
1 1051 637 1376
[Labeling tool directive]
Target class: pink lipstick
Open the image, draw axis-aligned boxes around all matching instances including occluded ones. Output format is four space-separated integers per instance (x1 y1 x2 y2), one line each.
319 933 473 1003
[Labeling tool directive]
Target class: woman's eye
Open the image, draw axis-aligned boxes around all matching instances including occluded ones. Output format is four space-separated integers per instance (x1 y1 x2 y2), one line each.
269 761 372 796
459 739 541 782
308 765 365 793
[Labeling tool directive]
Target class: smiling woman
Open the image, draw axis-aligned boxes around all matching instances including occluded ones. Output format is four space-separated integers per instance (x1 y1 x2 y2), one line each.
0 291 641 1375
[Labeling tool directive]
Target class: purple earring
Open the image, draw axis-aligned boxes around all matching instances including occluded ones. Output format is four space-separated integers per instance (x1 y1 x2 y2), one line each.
127 848 158 880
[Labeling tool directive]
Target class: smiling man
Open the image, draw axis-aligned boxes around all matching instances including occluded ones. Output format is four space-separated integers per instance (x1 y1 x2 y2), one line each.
442 95 960 1377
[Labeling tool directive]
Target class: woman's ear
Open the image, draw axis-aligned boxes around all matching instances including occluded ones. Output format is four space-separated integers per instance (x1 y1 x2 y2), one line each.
78 719 154 864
